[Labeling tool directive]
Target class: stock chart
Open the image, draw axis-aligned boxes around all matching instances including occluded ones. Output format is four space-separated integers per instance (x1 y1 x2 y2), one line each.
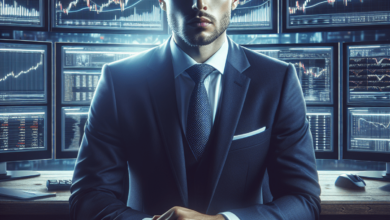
0 0 43 27
0 107 46 152
0 47 46 103
348 44 390 103
307 108 333 152
61 45 150 104
229 0 272 31
62 107 88 151
53 0 164 31
349 108 390 153
254 47 333 103
287 0 390 29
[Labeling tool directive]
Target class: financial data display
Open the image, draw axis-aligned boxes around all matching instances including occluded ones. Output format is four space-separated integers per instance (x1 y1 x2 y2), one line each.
53 0 164 31
307 107 333 152
61 107 88 151
0 42 47 104
61 45 150 104
286 0 390 30
229 0 273 31
0 0 44 27
253 46 333 104
348 108 390 154
348 44 390 103
0 106 46 153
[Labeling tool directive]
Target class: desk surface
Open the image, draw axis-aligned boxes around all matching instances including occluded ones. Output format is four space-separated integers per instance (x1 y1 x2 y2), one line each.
0 171 389 216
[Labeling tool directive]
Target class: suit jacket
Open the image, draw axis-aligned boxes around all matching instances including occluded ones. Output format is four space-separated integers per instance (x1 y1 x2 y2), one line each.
69 36 321 220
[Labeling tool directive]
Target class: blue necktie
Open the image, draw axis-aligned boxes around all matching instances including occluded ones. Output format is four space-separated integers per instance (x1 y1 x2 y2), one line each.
186 64 215 160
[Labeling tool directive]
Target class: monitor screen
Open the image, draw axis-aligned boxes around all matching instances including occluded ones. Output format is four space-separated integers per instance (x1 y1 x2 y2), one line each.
347 107 390 154
0 42 48 104
228 0 275 32
0 106 47 153
307 107 333 152
52 0 165 32
347 44 390 103
0 0 45 28
285 0 390 31
248 45 334 104
61 107 88 152
60 44 153 105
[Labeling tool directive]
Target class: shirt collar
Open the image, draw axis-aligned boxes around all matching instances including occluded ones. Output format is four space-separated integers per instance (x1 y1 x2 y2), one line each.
170 35 229 78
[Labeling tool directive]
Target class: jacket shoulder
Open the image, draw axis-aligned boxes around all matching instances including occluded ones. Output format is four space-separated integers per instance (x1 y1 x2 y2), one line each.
241 46 289 70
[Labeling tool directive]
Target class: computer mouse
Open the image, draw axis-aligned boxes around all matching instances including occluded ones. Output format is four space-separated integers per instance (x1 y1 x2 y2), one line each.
335 173 366 189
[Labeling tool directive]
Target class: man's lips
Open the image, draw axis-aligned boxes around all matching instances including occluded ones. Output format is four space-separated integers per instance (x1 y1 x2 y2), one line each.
188 17 212 27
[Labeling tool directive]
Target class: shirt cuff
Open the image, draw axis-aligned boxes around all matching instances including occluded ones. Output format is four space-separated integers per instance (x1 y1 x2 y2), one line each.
142 218 152 220
218 211 240 220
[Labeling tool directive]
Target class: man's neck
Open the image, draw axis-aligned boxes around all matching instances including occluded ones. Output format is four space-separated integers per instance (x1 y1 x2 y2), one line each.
172 32 227 63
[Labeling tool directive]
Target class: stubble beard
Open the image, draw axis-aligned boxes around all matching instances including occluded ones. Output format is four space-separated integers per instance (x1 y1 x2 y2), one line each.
168 11 231 47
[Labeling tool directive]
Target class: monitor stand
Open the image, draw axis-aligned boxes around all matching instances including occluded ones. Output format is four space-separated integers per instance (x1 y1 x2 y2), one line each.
0 162 40 182
358 162 390 182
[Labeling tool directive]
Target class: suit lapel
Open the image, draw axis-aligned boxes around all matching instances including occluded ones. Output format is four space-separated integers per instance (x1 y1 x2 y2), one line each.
147 37 188 207
199 37 251 213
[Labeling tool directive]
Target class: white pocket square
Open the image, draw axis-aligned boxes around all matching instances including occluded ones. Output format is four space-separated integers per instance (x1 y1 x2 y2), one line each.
233 127 266 140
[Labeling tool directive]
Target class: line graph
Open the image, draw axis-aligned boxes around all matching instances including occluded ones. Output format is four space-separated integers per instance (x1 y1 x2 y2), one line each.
54 0 163 30
254 48 332 103
0 55 42 83
287 0 390 29
348 45 390 102
229 0 272 30
0 50 44 92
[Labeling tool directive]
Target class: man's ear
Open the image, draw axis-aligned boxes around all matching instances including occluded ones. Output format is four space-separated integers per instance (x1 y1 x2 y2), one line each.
232 0 239 10
159 0 167 11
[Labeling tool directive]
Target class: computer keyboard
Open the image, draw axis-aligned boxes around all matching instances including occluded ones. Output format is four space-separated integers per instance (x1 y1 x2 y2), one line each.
46 179 72 191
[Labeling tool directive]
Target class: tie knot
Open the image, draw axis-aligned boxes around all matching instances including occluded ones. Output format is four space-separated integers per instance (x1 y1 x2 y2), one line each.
186 64 215 83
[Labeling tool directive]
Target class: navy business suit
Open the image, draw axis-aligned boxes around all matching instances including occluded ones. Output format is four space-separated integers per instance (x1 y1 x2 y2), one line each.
69 37 321 220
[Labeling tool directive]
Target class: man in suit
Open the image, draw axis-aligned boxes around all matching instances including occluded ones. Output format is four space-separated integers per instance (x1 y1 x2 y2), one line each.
69 0 321 219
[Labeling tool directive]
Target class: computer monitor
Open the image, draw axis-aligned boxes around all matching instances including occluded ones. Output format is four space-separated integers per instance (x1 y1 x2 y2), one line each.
55 42 157 159
343 42 390 181
227 0 278 34
0 40 52 181
282 0 390 33
0 0 48 31
242 43 339 159
51 0 168 34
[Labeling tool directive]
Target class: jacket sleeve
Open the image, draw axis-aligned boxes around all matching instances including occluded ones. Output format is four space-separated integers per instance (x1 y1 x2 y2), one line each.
228 63 322 219
69 64 152 220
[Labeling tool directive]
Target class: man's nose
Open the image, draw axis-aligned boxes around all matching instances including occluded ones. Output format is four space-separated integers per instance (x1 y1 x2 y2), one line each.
192 0 206 10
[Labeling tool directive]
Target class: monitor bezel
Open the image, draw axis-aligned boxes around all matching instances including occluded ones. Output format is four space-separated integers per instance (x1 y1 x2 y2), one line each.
0 0 49 32
281 0 390 33
55 42 158 159
227 0 279 34
241 43 340 159
343 41 390 162
0 39 52 162
50 0 169 34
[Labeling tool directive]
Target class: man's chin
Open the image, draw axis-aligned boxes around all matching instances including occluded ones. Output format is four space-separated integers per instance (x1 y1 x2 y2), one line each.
183 32 220 47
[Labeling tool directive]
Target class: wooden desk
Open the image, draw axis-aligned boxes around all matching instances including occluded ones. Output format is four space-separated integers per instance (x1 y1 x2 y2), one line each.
0 171 389 220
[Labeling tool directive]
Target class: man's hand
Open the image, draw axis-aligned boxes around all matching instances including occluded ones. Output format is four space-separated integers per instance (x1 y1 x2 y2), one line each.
152 206 225 220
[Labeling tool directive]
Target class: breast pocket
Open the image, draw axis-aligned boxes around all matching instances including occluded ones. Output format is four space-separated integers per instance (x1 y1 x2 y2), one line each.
230 127 272 151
